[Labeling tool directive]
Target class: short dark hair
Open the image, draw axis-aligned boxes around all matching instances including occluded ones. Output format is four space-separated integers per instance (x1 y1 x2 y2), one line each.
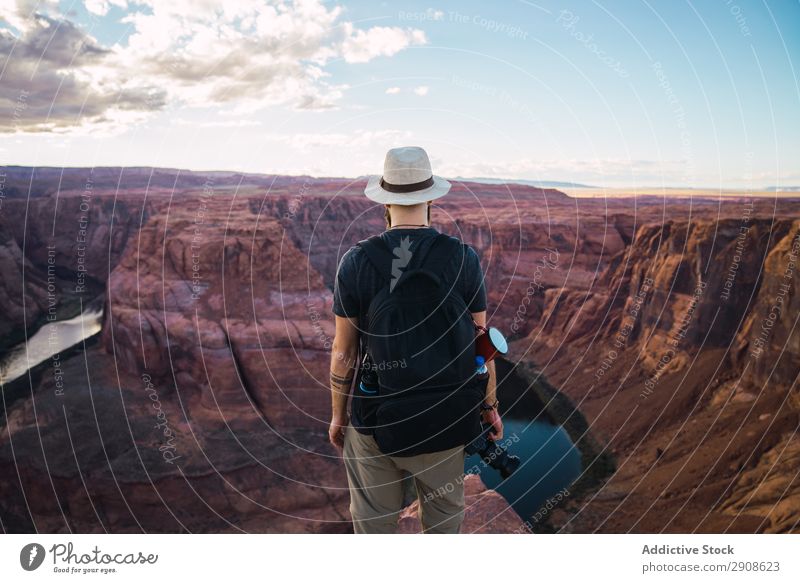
384 201 432 228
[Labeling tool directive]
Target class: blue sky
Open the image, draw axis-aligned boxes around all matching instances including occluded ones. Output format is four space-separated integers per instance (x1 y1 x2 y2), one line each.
1 0 798 187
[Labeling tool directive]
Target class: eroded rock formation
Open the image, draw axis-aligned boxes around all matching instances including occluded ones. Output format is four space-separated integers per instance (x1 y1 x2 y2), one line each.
1 166 797 533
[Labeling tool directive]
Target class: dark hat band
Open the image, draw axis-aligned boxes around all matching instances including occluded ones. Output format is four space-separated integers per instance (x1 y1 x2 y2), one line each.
379 175 434 193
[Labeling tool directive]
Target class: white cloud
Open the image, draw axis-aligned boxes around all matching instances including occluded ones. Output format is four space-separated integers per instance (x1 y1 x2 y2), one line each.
385 87 401 95
0 10 164 133
83 0 110 15
169 118 264 128
115 1 427 111
265 128 413 149
1 0 427 133
0 0 59 31
413 85 429 96
339 23 426 63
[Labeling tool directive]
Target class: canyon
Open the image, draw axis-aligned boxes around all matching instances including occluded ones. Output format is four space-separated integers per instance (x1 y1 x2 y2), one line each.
0 166 797 533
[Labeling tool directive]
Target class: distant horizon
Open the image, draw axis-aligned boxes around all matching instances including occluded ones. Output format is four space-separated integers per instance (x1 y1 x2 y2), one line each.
1 164 798 193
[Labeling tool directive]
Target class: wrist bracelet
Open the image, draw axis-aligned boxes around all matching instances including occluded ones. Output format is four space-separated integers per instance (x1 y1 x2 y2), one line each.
480 400 499 411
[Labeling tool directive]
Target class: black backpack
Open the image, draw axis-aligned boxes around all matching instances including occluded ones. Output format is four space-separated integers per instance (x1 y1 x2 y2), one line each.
355 232 485 456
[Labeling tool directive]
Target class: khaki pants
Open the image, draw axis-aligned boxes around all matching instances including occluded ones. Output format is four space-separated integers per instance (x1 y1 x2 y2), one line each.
342 423 466 534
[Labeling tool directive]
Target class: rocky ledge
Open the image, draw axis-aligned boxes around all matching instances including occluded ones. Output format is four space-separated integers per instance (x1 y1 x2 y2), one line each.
398 475 527 534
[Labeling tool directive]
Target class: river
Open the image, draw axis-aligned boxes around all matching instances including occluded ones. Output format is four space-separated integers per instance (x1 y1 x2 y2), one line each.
0 309 103 385
465 419 582 524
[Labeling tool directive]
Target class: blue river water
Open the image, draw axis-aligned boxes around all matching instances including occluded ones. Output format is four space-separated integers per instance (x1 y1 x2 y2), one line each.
465 418 582 522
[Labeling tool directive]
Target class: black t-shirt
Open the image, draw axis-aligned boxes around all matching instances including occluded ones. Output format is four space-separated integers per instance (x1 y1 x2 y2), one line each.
331 226 487 433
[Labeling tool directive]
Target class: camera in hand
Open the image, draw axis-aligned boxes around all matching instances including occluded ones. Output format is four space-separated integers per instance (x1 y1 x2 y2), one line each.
465 422 521 479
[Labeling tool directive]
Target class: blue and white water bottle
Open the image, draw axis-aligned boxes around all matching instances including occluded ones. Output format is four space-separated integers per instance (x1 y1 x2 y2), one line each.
475 355 489 376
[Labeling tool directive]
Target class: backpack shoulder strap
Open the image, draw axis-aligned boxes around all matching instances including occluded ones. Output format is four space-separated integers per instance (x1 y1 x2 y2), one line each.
419 233 464 275
356 234 393 284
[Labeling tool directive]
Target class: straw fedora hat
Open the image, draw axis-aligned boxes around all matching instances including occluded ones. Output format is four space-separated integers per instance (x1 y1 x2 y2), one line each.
364 146 451 205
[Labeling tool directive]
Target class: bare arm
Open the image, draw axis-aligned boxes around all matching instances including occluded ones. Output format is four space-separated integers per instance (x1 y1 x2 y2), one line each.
471 310 503 440
329 315 360 449
470 310 496 404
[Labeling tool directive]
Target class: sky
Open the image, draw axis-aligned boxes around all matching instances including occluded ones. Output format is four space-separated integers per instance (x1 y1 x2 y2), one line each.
1 0 798 188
